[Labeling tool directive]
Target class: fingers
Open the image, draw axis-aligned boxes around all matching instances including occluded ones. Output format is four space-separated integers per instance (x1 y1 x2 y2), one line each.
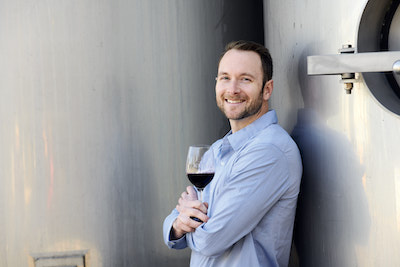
174 215 197 233
176 201 209 223
181 186 198 201
186 186 198 199
172 205 205 239
181 191 193 201
176 211 203 230
180 187 207 215
178 197 208 216
172 216 195 240
172 188 210 238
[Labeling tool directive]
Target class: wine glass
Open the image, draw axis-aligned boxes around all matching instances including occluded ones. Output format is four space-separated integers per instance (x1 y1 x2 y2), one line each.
186 145 215 202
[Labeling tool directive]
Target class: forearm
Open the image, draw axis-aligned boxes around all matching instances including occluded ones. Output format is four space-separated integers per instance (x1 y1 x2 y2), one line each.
171 219 186 240
163 209 188 249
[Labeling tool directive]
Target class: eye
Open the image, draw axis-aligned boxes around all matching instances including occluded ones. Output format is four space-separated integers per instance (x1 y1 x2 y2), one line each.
218 75 230 81
241 77 252 82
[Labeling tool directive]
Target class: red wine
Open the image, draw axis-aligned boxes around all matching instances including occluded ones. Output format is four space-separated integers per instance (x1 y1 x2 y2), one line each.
187 173 214 189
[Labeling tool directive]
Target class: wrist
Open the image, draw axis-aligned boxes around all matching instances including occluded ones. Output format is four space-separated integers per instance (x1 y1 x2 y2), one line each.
171 220 185 240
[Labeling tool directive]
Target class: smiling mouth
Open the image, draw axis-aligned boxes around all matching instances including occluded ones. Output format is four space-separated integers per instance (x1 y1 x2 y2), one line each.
226 99 245 104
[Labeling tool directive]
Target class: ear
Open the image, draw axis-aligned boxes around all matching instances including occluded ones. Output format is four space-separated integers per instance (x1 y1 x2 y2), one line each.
263 80 273 101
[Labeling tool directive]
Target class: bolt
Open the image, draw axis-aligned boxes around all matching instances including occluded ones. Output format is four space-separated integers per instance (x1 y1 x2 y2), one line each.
344 83 353 94
393 60 400 74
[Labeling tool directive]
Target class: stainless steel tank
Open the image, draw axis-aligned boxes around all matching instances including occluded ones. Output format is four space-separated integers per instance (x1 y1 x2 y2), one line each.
9 0 400 265
264 0 400 266
0 1 264 266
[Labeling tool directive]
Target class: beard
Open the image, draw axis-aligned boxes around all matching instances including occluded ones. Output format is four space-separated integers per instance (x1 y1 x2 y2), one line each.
217 88 264 120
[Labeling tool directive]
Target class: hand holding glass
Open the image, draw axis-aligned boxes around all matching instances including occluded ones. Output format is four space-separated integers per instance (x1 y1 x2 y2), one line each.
186 145 215 222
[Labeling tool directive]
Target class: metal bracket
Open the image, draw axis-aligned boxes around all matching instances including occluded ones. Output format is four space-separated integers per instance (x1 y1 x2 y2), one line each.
339 44 356 94
307 45 400 94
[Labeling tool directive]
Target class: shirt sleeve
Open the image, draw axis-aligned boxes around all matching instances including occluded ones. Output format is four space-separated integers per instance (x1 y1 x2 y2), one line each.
185 144 291 257
163 208 188 249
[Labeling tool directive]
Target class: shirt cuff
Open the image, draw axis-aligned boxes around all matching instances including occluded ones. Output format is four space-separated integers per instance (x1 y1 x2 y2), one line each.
167 233 187 249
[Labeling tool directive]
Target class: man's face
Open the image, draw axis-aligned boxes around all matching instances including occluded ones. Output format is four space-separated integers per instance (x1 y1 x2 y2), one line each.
216 49 268 125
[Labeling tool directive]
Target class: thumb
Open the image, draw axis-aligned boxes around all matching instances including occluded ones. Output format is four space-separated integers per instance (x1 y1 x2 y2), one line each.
186 186 198 200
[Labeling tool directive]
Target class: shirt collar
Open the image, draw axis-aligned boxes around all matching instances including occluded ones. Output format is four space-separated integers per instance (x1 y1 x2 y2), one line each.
224 110 278 152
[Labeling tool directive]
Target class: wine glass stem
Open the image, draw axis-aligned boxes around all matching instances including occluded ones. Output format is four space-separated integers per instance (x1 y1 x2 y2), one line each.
198 189 203 202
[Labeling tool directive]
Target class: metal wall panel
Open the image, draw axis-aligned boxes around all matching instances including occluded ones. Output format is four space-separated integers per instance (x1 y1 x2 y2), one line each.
0 1 263 266
264 0 400 266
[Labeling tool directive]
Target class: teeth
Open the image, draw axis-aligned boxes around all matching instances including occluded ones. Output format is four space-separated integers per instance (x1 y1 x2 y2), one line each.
226 99 243 104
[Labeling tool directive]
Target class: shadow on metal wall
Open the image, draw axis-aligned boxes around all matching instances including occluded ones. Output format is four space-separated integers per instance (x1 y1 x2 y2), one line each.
289 49 371 267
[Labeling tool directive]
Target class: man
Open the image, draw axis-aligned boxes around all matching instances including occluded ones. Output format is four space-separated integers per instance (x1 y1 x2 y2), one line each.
163 40 302 266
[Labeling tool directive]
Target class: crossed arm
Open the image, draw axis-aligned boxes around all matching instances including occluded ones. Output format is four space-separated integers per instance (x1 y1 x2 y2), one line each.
164 145 291 256
170 186 209 240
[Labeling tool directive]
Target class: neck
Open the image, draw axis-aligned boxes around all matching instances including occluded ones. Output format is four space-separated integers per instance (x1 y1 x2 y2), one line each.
230 105 269 133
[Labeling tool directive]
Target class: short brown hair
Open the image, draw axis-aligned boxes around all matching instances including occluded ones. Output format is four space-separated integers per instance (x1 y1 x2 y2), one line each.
219 40 273 86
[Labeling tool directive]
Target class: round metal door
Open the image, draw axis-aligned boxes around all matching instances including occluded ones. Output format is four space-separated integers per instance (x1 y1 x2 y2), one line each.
358 0 400 114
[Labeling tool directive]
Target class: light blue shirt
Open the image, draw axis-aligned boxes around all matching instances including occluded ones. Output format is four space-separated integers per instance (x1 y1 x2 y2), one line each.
163 110 302 266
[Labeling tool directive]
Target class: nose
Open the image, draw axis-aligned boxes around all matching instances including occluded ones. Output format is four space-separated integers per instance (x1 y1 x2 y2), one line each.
226 79 241 94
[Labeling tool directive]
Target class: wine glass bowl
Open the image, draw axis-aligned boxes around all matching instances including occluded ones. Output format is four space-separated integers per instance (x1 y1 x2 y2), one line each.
186 145 215 223
186 145 215 202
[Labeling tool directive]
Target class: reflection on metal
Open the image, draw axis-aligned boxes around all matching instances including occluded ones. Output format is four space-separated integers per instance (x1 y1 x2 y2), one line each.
264 0 400 266
0 0 264 266
393 60 400 74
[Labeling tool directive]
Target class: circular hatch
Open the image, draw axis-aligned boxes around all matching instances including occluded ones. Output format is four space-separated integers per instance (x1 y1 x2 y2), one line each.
389 2 400 87
358 0 400 115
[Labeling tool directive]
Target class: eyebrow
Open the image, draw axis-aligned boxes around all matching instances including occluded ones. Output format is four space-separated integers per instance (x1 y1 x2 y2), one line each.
217 72 256 79
217 71 229 76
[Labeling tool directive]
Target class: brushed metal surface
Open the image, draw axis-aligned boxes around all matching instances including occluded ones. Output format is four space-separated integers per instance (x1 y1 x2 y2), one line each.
0 1 263 266
264 0 400 266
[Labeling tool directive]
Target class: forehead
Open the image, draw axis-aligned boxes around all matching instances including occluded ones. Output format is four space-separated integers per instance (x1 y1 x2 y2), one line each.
218 49 262 75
